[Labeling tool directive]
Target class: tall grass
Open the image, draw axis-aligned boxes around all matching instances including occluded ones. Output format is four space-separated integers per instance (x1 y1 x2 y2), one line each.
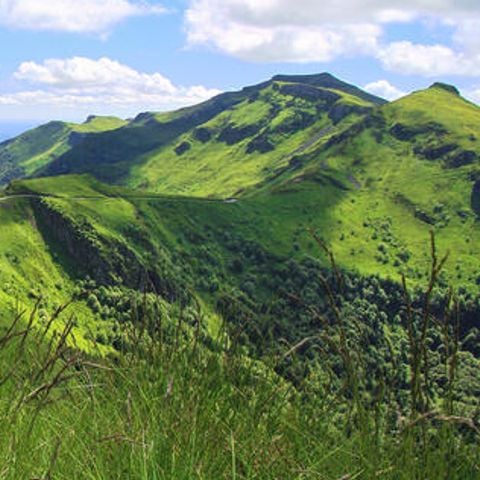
0 240 479 479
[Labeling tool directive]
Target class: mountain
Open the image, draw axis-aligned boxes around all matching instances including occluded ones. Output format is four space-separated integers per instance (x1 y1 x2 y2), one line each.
0 115 127 185
2 75 480 318
254 82 480 280
0 73 384 196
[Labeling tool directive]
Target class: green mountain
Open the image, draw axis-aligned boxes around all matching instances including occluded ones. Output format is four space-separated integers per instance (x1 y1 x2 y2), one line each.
0 115 127 185
2 76 480 325
0 73 384 196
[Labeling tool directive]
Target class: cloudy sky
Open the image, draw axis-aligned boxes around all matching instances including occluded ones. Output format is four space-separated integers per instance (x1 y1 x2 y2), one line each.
0 0 479 124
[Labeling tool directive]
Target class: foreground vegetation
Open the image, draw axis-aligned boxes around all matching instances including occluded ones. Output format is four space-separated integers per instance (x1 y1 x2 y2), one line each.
1 237 479 479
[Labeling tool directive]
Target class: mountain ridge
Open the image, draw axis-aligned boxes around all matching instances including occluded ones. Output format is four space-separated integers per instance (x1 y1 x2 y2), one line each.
0 72 384 196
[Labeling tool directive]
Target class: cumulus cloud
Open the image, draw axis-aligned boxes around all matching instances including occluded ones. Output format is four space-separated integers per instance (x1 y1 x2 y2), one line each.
377 41 480 77
0 0 165 34
185 0 383 62
15 57 178 93
364 80 406 101
0 57 221 112
185 0 480 75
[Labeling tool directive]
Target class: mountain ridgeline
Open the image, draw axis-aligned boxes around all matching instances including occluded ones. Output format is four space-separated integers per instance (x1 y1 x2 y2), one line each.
0 73 385 195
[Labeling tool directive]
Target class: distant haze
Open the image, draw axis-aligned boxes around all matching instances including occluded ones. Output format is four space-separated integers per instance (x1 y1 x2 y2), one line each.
0 121 39 142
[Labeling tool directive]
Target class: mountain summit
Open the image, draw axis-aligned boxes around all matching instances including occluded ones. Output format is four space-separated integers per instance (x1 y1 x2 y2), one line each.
0 73 383 194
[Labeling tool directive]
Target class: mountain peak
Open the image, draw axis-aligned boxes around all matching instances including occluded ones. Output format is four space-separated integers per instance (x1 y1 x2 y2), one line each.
84 115 99 124
269 72 386 105
429 82 460 96
271 72 337 84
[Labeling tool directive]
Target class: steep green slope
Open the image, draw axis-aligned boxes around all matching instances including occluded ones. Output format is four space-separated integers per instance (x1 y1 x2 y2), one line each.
0 193 104 351
254 83 480 285
3 173 480 420
2 81 480 304
26 74 384 196
0 115 127 185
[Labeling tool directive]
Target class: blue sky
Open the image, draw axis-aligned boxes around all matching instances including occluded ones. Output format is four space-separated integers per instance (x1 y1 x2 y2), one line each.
0 0 479 124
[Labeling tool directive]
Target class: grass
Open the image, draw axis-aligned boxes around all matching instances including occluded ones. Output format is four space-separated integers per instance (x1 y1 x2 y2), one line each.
127 83 368 197
4 81 476 293
0 116 127 185
1 74 379 195
0 249 478 479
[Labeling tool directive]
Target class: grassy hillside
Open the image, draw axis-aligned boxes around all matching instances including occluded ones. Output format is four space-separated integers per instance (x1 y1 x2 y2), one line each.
0 74 383 197
1 173 479 479
0 115 127 185
255 83 480 287
1 77 480 476
124 80 378 197
2 295 478 479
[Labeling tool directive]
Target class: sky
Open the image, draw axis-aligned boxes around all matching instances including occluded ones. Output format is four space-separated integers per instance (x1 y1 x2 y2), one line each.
0 0 479 126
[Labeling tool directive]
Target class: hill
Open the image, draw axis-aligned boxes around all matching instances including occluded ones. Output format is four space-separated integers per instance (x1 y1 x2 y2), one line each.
0 116 127 185
0 73 384 196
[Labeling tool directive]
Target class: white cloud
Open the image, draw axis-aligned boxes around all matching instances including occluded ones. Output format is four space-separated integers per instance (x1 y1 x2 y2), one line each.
0 57 221 114
0 0 165 34
185 0 382 62
378 41 480 77
184 0 480 74
15 57 178 93
364 80 406 101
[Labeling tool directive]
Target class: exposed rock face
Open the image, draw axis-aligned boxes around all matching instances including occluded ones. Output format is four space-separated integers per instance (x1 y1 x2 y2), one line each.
414 143 457 160
278 83 340 104
328 104 370 124
175 141 191 156
446 150 478 168
193 127 212 143
272 112 316 134
471 180 480 217
414 208 435 225
272 73 387 105
218 123 261 145
33 198 140 285
413 142 478 168
430 82 460 96
325 112 385 149
32 199 184 301
246 134 275 154
389 122 447 141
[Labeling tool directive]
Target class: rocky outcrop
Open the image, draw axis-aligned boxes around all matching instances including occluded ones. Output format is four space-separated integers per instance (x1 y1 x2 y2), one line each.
193 127 212 143
175 141 191 156
246 134 275 154
471 180 480 217
328 104 371 124
446 150 478 168
278 83 340 104
32 199 183 301
218 123 261 145
272 111 316 134
430 82 460 96
390 122 447 141
414 143 457 160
